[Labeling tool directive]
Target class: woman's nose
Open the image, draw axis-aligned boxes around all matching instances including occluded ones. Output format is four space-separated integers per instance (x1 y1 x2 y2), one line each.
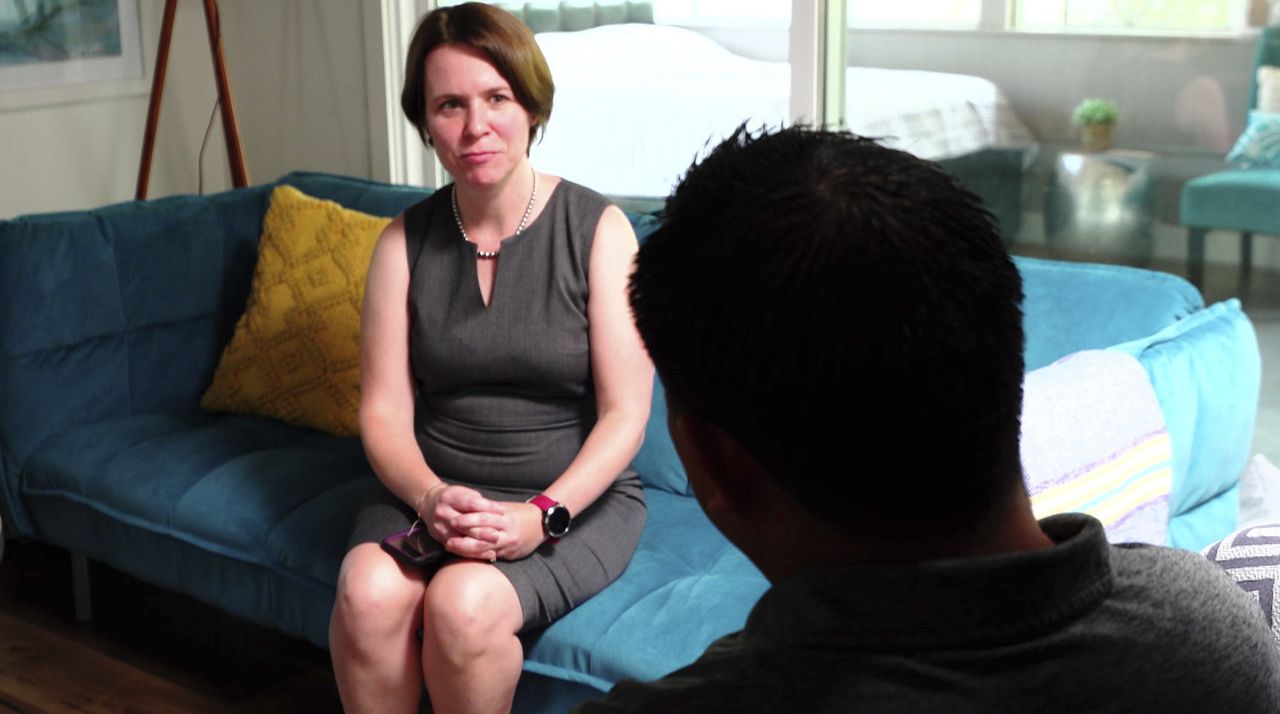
464 102 488 137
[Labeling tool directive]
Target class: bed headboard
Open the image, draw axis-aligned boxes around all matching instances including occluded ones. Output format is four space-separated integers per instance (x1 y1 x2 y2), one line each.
492 1 654 33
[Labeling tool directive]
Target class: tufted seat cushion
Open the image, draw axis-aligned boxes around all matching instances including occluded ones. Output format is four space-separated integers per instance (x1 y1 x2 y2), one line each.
20 409 766 679
523 490 766 689
20 411 375 644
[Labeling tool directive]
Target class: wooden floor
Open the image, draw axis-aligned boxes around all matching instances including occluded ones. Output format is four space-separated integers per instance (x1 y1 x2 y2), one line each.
0 540 342 713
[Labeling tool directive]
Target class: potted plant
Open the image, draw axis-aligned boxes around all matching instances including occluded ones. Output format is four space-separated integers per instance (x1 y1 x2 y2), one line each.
1073 98 1119 152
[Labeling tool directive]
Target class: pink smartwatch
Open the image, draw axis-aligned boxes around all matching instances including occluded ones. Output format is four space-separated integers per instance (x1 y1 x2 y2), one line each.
528 494 571 542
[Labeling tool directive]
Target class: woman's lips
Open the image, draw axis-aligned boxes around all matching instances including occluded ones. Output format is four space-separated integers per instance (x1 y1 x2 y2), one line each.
460 151 497 165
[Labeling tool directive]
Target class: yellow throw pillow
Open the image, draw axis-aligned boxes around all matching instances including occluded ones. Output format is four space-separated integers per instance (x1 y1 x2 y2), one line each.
201 185 391 436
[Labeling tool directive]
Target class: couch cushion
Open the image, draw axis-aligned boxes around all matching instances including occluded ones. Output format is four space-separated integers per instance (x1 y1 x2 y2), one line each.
201 186 390 436
629 379 690 496
523 489 766 690
1112 299 1260 551
21 410 762 682
0 187 274 537
20 412 374 585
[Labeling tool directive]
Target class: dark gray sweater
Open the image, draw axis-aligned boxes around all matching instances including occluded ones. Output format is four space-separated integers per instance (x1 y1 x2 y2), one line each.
579 513 1280 713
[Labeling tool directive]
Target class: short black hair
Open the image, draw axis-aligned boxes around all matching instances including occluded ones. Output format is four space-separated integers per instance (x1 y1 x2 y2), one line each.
629 125 1026 537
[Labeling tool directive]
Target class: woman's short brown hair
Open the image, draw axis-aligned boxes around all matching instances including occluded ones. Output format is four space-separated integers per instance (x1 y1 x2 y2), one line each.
401 3 554 150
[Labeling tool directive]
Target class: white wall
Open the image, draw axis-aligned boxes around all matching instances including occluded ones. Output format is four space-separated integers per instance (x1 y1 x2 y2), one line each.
3 0 205 217
218 0 377 190
0 0 380 219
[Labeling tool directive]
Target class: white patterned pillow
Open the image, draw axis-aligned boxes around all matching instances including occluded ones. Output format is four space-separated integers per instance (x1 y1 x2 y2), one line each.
1259 66 1280 114
1226 110 1280 168
1203 524 1280 653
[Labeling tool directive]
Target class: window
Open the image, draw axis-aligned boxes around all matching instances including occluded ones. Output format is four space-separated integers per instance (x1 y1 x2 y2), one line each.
846 0 981 29
653 1 789 25
846 0 1250 33
1013 0 1249 33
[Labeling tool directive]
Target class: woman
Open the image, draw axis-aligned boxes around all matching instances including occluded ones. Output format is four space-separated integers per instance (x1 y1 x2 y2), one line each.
328 4 653 713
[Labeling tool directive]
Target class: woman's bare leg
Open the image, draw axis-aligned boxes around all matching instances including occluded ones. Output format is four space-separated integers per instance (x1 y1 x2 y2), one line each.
421 561 525 714
330 543 428 714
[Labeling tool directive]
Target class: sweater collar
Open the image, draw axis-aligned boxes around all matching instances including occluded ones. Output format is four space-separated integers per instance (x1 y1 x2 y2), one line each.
744 513 1114 652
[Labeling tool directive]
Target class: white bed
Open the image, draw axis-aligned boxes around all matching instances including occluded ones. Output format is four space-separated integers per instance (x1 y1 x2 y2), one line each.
529 23 1036 198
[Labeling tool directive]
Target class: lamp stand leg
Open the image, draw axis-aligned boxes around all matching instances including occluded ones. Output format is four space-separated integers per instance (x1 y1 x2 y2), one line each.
134 0 248 200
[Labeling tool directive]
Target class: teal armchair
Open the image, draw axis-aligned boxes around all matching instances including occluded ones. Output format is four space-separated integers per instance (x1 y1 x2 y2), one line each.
1179 26 1280 288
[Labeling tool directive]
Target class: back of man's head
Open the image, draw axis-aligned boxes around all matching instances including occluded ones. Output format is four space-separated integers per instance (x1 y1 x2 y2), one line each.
629 125 1026 539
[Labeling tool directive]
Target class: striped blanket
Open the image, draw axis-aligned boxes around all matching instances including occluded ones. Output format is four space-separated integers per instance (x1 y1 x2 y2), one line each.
1021 350 1173 545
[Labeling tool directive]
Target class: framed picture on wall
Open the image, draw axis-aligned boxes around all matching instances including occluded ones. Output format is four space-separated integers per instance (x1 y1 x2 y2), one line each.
0 0 143 95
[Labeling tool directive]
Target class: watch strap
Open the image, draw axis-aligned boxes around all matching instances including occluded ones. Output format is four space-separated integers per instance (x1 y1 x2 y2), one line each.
527 494 569 542
528 493 558 512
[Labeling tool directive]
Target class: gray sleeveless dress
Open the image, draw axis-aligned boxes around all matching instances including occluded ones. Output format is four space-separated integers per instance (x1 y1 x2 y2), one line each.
347 179 647 632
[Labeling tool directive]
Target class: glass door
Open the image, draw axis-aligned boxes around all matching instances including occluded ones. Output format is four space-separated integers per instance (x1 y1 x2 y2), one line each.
844 0 1264 273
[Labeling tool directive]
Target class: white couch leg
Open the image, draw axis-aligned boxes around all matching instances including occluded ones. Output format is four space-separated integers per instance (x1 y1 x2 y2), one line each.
71 552 92 623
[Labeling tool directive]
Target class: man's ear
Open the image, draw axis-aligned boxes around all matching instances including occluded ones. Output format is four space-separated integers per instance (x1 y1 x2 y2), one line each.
668 412 761 520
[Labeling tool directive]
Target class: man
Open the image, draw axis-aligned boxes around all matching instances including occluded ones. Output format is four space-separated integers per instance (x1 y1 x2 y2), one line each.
579 126 1280 712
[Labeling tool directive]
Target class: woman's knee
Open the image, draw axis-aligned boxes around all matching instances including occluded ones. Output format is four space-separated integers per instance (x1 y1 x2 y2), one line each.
422 563 522 657
333 544 425 634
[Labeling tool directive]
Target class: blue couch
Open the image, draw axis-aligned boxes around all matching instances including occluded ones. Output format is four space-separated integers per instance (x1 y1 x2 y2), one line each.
0 172 1260 712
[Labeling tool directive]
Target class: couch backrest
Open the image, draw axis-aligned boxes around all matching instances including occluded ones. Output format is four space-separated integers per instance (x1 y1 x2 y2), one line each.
1016 256 1203 371
0 173 430 533
278 171 432 218
1 186 276 534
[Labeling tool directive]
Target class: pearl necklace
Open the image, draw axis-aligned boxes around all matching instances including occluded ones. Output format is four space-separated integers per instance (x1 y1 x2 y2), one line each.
451 168 538 259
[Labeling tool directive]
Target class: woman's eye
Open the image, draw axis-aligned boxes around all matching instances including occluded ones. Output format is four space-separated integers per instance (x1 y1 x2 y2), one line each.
490 94 509 104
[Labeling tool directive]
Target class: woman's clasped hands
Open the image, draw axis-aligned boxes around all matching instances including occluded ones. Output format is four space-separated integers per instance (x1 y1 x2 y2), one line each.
420 483 547 562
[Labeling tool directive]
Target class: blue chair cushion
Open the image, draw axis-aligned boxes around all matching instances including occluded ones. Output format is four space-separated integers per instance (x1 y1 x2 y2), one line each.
1180 167 1280 236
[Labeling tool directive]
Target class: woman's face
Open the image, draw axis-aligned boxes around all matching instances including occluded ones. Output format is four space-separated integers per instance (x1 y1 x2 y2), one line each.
423 43 534 190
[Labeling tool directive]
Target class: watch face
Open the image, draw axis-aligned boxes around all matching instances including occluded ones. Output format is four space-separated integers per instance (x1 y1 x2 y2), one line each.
545 504 571 537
